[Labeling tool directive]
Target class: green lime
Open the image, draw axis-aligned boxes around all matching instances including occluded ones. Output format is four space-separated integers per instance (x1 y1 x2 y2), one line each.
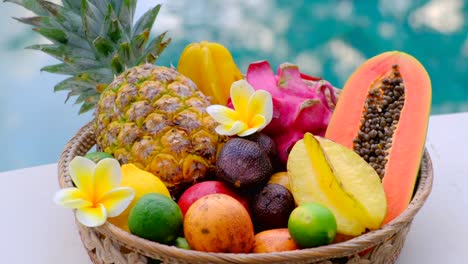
84 151 114 163
288 203 337 248
174 237 190 250
128 193 183 245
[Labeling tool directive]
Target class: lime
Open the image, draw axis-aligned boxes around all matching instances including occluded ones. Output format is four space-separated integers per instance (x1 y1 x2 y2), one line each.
84 151 114 163
128 193 183 245
108 164 171 231
175 237 190 250
288 203 337 248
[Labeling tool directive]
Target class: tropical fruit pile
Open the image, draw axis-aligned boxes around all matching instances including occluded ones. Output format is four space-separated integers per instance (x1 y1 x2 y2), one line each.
10 0 431 257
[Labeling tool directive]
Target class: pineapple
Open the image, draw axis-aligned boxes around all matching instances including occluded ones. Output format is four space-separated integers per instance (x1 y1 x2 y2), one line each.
96 64 225 192
11 0 226 192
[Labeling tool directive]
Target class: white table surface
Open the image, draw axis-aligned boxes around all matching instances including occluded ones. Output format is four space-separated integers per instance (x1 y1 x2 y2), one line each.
1 113 467 263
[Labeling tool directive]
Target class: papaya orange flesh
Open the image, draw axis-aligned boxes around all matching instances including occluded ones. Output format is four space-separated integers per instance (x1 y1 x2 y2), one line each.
325 51 431 224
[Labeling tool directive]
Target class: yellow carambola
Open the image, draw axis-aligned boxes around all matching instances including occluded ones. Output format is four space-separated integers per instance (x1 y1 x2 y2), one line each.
287 133 387 236
177 41 243 105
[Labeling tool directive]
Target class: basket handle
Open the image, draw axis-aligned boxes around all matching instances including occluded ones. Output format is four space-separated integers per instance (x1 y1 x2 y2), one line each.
57 121 96 188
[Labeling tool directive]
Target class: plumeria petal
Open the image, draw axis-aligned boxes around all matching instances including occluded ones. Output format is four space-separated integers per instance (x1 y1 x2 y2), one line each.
76 204 107 227
238 127 258 137
209 79 274 137
251 114 267 128
231 80 255 119
252 113 269 128
94 158 122 201
69 156 96 199
248 90 273 125
206 105 239 124
215 121 247 136
53 188 92 209
239 115 266 136
98 187 135 217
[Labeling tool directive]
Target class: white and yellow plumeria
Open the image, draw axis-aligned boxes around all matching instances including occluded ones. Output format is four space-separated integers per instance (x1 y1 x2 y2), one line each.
54 157 135 227
207 79 273 137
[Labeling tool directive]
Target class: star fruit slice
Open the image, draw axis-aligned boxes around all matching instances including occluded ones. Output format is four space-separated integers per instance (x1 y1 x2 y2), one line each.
287 133 385 235
316 136 387 230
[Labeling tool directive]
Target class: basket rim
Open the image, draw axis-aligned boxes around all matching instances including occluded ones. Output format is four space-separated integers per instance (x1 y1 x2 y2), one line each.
58 121 433 262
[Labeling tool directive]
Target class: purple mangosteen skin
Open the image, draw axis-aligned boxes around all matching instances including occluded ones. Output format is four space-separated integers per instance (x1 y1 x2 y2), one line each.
216 138 273 190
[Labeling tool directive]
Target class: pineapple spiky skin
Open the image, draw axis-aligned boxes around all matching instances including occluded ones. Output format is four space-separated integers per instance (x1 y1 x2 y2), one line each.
96 64 226 193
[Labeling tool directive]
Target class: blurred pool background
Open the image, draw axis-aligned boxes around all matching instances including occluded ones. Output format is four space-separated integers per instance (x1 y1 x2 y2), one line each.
1 0 467 172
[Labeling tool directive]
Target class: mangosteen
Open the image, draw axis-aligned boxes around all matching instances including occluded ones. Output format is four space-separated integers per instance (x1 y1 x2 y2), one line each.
245 133 282 171
216 138 273 190
251 183 295 231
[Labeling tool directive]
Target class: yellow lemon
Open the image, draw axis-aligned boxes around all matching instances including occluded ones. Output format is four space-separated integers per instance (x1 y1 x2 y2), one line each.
108 164 171 231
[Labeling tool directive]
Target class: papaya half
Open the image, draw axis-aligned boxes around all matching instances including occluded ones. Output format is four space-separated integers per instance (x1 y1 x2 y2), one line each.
325 51 431 224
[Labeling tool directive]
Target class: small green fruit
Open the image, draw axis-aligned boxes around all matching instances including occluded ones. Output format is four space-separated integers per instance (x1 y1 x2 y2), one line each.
175 237 190 250
84 151 114 163
288 203 337 248
128 193 183 245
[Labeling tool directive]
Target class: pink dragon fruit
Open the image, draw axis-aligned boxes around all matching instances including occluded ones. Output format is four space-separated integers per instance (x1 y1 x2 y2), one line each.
246 61 338 164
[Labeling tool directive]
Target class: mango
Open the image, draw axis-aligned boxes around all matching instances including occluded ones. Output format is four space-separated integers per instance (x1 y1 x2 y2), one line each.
287 133 386 235
177 180 250 216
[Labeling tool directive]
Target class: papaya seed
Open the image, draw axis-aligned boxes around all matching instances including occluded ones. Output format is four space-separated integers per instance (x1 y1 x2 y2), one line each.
353 65 406 178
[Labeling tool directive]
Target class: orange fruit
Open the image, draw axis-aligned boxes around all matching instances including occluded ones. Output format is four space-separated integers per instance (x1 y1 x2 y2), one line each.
183 194 254 253
268 172 291 191
333 233 355 243
288 203 337 248
252 228 299 253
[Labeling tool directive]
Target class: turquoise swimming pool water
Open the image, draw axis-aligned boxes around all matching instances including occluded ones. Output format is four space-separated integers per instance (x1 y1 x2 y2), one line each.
1 0 467 172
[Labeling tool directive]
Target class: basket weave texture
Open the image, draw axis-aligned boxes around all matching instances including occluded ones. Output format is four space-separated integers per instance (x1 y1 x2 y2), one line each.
58 121 433 264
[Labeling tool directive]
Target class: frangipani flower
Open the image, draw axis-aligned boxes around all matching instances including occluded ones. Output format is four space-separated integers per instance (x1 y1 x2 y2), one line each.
207 79 273 137
54 157 135 227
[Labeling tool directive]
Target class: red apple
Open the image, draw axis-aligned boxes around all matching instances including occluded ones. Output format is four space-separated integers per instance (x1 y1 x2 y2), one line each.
178 181 250 216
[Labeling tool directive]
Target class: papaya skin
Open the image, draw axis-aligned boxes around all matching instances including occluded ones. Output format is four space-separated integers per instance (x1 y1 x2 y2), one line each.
325 51 431 224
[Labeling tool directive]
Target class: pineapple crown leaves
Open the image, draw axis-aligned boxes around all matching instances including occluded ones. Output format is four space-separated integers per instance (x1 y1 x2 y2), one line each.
5 0 171 114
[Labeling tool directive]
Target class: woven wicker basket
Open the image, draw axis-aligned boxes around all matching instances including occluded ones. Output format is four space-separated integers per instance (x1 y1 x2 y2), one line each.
58 121 433 264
